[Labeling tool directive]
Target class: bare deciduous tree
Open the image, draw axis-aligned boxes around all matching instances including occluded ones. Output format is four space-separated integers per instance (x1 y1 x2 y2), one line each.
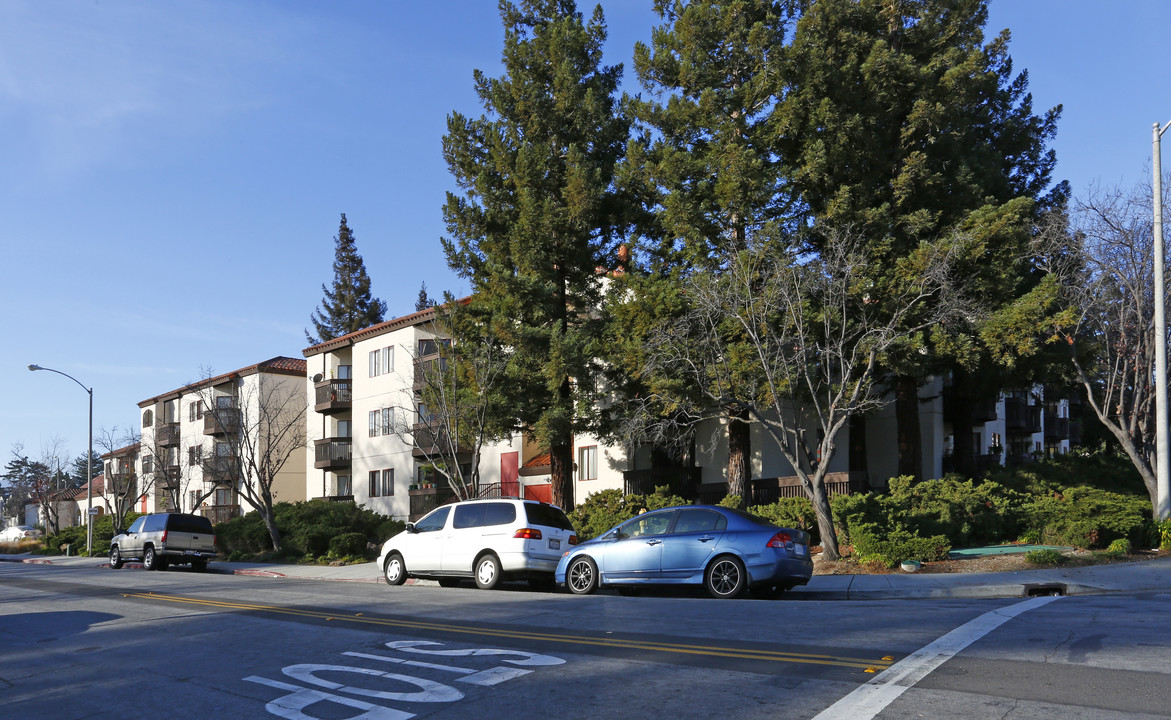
1047 182 1166 511
390 300 509 502
634 230 957 559
199 372 306 552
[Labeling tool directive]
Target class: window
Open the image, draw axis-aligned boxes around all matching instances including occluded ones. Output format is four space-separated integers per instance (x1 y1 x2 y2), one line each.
369 408 395 437
189 401 203 422
337 475 352 497
577 445 598 481
620 510 673 538
336 364 352 380
216 395 234 409
418 338 450 357
672 508 726 534
454 502 515 529
369 346 394 377
369 470 381 497
215 441 231 457
382 468 394 496
188 446 201 466
189 491 201 511
214 487 233 506
142 409 153 428
414 506 450 532
142 457 153 474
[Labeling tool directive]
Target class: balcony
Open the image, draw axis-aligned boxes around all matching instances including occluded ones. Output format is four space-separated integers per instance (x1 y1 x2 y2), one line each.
203 456 238 485
412 422 459 458
314 438 352 470
409 485 458 522
413 356 448 391
1004 397 1042 434
623 467 702 500
314 380 352 414
201 504 241 524
1044 413 1070 441
204 408 241 436
155 421 181 447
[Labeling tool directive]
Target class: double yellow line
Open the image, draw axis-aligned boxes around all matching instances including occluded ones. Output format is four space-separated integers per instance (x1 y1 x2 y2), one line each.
125 591 893 672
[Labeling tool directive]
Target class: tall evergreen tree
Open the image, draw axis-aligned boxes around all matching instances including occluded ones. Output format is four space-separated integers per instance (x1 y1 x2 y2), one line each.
442 0 630 510
306 214 388 345
415 282 435 312
613 0 796 504
777 0 1065 478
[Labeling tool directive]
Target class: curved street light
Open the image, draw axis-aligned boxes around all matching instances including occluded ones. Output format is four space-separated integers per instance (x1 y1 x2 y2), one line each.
28 364 94 554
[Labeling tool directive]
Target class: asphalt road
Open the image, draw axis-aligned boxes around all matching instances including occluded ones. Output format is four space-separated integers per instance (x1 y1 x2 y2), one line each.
1 562 1169 719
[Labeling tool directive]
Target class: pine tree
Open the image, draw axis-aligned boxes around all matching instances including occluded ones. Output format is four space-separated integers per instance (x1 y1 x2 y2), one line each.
306 214 388 344
777 0 1066 478
615 0 795 505
441 0 630 510
415 282 434 312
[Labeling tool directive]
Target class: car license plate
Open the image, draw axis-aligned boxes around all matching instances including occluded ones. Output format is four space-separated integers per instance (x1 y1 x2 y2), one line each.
549 539 560 550
185 550 199 555
794 543 807 556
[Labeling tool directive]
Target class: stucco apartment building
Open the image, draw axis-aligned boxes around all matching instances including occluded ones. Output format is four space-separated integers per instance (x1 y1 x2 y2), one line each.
302 307 628 522
136 357 308 521
302 304 1077 521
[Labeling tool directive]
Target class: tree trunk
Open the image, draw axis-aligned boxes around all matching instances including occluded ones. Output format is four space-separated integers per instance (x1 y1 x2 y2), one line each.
895 375 922 481
727 406 751 507
550 440 573 511
809 479 840 560
263 511 283 553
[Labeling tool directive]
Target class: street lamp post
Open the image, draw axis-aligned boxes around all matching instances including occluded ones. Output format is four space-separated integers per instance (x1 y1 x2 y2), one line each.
28 364 94 553
1154 121 1171 521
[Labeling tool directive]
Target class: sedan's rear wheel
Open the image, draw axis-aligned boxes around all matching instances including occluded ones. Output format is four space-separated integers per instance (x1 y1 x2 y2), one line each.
566 556 598 595
384 553 406 586
705 556 746 599
475 554 501 590
109 546 124 569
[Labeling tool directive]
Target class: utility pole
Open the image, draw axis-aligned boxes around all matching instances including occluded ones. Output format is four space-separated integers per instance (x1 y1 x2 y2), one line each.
1154 121 1171 521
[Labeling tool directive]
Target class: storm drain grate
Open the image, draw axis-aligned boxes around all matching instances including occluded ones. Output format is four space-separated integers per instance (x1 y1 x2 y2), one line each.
1023 583 1066 597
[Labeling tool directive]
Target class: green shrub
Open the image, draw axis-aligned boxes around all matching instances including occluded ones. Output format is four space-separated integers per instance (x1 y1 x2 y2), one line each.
850 522 951 566
329 532 368 558
747 497 818 543
570 486 689 541
215 500 402 561
1025 548 1066 566
1023 487 1149 548
717 494 743 509
888 474 1029 548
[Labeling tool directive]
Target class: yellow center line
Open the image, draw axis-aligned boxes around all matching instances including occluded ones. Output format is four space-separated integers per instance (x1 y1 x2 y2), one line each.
124 591 894 671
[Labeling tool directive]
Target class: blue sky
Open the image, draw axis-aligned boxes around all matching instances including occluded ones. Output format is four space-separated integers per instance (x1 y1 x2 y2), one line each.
2 0 1168 468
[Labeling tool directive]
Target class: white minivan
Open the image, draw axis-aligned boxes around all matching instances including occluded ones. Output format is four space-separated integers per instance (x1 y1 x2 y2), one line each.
378 499 577 590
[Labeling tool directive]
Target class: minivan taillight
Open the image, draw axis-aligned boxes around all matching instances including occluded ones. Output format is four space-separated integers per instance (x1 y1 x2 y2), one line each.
767 532 793 551
513 528 542 540
569 535 578 545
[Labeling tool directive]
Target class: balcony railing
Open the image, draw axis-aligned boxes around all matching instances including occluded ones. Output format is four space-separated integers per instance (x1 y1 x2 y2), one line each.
623 467 703 500
1004 397 1042 434
202 456 238 485
409 485 458 522
204 408 241 436
201 504 241 524
155 421 181 446
314 380 352 414
413 356 448 390
314 438 352 470
1044 414 1070 441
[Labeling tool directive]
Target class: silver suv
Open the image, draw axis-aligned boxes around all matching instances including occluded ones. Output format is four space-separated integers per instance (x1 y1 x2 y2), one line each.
378 498 577 590
110 513 217 571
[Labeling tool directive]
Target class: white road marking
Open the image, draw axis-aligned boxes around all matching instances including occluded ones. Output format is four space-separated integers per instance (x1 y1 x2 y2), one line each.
812 595 1063 720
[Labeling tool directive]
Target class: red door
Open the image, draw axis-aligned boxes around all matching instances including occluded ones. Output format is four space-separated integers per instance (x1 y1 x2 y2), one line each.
501 452 519 498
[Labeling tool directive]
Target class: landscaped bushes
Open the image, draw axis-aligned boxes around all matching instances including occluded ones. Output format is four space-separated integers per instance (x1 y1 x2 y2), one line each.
570 486 689 541
746 496 818 543
41 513 135 556
215 500 404 561
1023 486 1149 548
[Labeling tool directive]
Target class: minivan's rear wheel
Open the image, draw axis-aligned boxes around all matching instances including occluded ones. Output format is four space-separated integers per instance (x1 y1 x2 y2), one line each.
384 553 406 586
705 556 746 599
567 557 598 595
143 546 159 571
475 554 501 590
109 546 124 569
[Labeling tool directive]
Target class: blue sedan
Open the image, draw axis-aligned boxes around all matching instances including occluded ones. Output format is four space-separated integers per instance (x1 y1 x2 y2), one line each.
555 505 813 599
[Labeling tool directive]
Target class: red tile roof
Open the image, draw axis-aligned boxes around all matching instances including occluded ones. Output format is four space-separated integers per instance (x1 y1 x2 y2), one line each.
138 356 307 407
302 297 472 357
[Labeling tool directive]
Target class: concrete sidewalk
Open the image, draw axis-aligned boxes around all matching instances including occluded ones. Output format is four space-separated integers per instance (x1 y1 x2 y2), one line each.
4 552 1170 600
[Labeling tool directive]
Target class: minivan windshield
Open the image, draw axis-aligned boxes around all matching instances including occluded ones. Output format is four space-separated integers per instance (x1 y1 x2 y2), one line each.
524 504 573 531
